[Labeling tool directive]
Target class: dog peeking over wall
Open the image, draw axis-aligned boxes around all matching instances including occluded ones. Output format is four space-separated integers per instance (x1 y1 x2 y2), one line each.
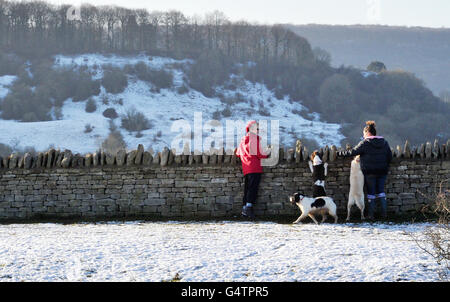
346 155 365 221
308 150 328 198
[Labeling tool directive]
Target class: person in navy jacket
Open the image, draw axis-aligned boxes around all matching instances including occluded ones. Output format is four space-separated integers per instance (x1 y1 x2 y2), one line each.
235 121 270 219
338 121 392 220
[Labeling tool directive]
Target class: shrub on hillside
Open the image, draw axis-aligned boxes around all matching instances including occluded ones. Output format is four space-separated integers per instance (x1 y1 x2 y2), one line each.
85 98 97 113
102 66 128 94
101 95 110 105
150 69 173 90
187 50 234 97
72 72 101 102
30 65 100 104
0 82 52 122
132 62 173 90
212 110 221 120
101 130 127 155
221 106 232 118
258 107 271 117
84 124 94 133
120 108 152 132
103 108 118 119
220 94 246 106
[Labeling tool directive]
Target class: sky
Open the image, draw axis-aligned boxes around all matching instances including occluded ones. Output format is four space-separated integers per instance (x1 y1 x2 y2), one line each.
45 0 450 28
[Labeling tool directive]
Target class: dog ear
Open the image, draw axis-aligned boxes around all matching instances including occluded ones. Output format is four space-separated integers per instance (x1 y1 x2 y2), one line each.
318 151 324 159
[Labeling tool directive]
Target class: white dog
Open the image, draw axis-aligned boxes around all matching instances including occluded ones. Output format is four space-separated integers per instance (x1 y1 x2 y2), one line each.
346 155 365 221
289 193 338 224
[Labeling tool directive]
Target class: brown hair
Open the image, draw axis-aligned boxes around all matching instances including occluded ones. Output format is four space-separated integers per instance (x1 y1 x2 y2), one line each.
364 120 377 136
310 150 322 161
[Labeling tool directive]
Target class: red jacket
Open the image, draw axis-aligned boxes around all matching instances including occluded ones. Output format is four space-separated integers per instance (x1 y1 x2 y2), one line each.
235 121 269 175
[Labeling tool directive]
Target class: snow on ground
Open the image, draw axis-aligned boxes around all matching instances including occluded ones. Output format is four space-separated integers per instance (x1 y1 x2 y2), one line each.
0 75 16 99
0 118 110 153
0 221 442 282
0 54 344 154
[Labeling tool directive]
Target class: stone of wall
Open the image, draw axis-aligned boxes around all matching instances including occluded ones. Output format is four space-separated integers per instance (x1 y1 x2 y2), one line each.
0 140 449 221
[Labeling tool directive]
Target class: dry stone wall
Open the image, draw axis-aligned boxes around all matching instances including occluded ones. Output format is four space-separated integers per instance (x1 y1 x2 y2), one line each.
0 140 449 221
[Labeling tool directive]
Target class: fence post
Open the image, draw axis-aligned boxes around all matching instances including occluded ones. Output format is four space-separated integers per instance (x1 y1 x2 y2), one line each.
403 140 410 158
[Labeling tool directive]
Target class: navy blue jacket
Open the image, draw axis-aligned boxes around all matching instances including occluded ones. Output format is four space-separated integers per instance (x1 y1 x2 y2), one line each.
339 137 392 175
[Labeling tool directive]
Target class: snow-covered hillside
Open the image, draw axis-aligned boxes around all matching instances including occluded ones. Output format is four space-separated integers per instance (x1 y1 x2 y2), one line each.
0 54 345 154
0 221 442 281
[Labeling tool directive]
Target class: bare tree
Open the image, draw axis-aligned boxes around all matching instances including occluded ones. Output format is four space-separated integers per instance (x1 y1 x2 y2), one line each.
411 180 449 281
116 6 131 51
270 25 286 62
439 90 450 104
0 1 315 65
101 5 118 51
313 46 332 65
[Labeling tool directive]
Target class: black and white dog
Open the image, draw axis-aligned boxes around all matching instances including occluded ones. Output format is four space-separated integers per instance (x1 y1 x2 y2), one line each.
289 193 338 224
308 151 328 198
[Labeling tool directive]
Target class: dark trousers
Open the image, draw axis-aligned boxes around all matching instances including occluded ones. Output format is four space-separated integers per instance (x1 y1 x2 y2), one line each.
364 174 387 217
243 173 262 205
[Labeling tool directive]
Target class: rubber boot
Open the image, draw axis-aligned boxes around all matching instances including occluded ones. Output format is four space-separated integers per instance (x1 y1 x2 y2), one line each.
242 204 255 219
379 197 387 220
367 198 376 221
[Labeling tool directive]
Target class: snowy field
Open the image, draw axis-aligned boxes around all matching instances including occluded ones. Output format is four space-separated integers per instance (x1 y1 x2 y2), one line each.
0 221 442 282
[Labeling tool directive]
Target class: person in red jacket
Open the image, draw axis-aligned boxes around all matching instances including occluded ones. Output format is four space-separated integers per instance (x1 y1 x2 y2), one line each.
235 121 270 219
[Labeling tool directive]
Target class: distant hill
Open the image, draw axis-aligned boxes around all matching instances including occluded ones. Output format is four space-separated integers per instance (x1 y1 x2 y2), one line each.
285 24 450 95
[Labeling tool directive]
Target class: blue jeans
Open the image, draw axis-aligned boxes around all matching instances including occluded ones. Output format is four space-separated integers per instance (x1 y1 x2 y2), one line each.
364 174 387 218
